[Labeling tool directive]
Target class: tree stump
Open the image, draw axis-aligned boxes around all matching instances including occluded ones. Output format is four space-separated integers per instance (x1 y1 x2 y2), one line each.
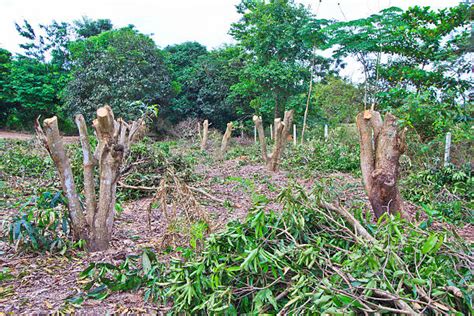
35 105 145 251
200 119 209 151
253 110 294 172
356 110 406 219
218 122 233 160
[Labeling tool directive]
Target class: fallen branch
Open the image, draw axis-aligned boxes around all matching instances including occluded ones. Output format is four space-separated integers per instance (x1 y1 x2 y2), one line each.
117 181 238 207
319 200 376 243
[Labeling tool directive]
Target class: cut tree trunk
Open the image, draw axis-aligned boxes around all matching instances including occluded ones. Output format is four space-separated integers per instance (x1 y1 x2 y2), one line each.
35 105 144 251
218 122 233 160
356 110 406 219
200 119 209 151
253 110 294 172
253 115 268 164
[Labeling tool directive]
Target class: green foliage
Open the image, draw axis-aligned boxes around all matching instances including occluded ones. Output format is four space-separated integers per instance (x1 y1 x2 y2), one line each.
8 191 82 253
311 76 363 124
78 183 472 314
0 18 116 131
283 126 360 176
387 89 472 140
325 4 472 138
68 249 162 304
64 27 172 122
2 56 68 130
230 0 325 118
402 164 473 225
73 17 113 39
0 140 55 178
164 43 247 130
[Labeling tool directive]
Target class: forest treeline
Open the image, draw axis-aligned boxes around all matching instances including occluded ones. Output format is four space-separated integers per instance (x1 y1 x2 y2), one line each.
0 0 471 140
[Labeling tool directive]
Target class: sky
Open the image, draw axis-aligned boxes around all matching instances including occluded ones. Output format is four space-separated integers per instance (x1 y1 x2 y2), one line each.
0 0 464 80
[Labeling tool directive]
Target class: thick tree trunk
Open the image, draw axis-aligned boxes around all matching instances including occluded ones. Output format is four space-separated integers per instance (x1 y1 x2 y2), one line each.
200 120 209 151
356 110 406 219
218 122 233 160
36 105 143 251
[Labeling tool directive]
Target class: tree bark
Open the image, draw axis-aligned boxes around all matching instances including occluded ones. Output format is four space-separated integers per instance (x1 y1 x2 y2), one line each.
253 110 293 172
253 115 268 164
35 117 89 241
75 115 96 227
267 121 286 172
218 122 233 160
200 120 209 151
273 118 281 141
356 110 406 219
36 106 143 251
267 110 294 171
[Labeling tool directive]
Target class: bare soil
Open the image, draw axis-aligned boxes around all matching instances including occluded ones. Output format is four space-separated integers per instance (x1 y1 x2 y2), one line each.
0 130 78 143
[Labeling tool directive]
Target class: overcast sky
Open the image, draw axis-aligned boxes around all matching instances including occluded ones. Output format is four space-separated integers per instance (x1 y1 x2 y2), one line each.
0 0 463 80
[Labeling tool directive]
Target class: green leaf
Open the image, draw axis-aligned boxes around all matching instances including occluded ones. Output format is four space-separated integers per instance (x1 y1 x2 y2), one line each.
87 285 109 300
422 234 438 254
142 251 152 274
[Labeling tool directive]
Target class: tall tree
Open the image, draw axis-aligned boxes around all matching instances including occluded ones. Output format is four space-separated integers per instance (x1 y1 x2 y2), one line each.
325 4 472 138
64 27 172 122
74 17 113 38
230 0 317 118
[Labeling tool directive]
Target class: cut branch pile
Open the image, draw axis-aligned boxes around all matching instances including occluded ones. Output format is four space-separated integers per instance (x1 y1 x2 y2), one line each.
146 165 211 249
82 183 472 314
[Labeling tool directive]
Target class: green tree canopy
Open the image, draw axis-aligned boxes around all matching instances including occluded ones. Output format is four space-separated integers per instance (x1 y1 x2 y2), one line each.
324 4 472 138
230 0 321 118
312 76 363 124
63 27 172 122
74 17 113 39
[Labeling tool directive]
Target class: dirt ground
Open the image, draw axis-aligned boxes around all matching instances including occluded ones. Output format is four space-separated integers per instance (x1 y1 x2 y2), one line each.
0 153 313 313
0 130 78 143
0 135 472 313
